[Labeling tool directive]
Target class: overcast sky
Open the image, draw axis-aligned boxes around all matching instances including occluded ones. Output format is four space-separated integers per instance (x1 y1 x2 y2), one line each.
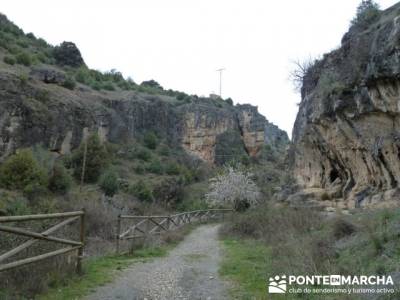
1 0 398 137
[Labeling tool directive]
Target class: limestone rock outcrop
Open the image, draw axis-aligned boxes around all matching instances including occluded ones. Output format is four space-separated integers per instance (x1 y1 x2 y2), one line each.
0 71 287 164
291 3 400 209
0 13 288 166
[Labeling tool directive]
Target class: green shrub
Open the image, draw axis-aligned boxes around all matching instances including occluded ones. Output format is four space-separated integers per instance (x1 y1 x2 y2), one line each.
72 134 109 183
317 71 345 98
147 159 163 174
165 161 181 175
117 80 131 90
135 147 152 162
143 131 158 149
75 67 90 84
141 79 163 90
48 163 72 194
129 180 153 202
225 98 233 105
16 39 28 48
35 52 48 63
36 38 48 48
53 41 85 67
3 56 15 65
133 163 145 174
23 182 48 201
99 168 119 197
5 197 30 215
62 77 76 90
351 0 380 27
332 217 356 239
158 144 170 156
35 90 50 103
103 69 124 83
183 96 192 103
176 92 186 101
179 165 194 184
26 32 36 39
102 82 115 91
90 81 102 91
16 52 32 66
0 149 48 190
18 73 28 85
31 145 54 173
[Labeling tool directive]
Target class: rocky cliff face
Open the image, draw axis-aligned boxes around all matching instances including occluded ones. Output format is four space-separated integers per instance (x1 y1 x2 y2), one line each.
0 66 287 165
292 3 400 209
0 13 289 166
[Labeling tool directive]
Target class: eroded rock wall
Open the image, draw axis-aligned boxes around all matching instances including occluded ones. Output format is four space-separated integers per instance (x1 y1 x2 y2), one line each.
292 3 400 208
0 71 287 164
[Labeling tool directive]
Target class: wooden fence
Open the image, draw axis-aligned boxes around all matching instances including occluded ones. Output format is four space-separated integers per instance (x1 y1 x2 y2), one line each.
116 209 232 253
0 210 85 274
0 208 231 272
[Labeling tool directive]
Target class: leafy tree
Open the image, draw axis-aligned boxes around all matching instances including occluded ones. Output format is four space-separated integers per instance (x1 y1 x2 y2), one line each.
53 41 85 67
205 166 260 211
351 0 380 27
99 168 119 196
176 92 186 101
72 134 109 183
143 131 158 149
48 162 72 194
225 98 234 105
0 149 48 190
141 79 163 90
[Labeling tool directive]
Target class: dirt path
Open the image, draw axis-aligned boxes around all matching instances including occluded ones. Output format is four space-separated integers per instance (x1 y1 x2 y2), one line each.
85 224 229 300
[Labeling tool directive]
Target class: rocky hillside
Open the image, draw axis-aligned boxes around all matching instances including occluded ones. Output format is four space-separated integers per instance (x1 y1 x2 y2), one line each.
0 13 288 166
292 2 400 210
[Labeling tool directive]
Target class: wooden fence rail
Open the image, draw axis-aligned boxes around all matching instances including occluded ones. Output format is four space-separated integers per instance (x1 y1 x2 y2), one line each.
0 208 231 272
116 209 232 254
0 210 85 273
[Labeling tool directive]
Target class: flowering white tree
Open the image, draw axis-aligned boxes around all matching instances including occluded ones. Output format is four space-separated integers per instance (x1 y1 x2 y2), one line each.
205 166 261 211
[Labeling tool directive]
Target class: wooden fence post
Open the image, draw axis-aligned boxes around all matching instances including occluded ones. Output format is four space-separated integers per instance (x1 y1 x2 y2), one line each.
145 217 150 246
167 216 171 231
77 209 85 275
116 214 121 254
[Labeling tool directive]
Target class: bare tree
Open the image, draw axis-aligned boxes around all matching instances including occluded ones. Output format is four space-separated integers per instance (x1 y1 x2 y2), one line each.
289 57 316 92
205 166 261 211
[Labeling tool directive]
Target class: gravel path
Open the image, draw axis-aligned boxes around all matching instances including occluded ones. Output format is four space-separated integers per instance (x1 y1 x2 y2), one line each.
85 224 229 300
